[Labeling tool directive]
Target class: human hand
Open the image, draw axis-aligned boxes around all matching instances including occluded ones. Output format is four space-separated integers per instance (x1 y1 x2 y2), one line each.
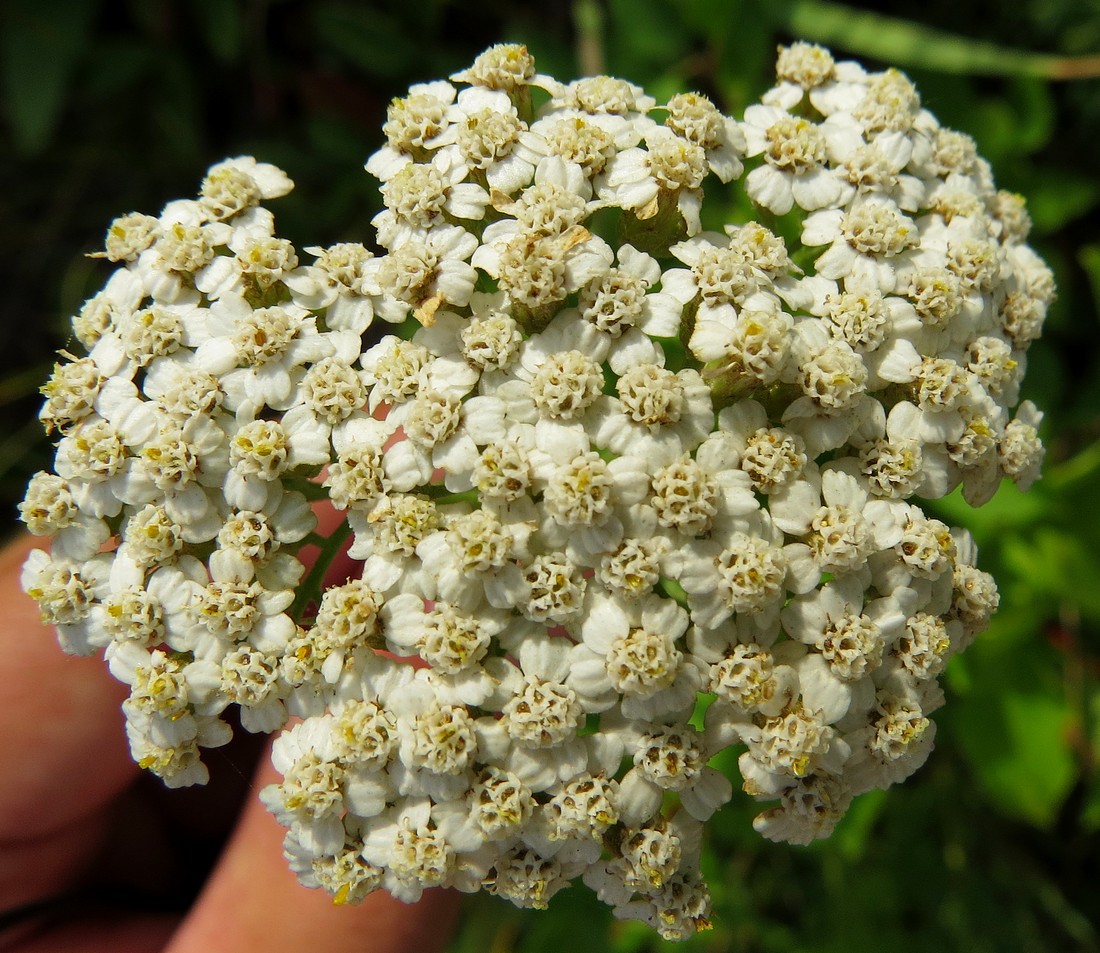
0 532 461 952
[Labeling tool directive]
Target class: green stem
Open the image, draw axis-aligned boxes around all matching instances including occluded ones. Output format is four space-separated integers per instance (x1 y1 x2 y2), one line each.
782 0 1100 80
573 0 605 76
705 364 760 410
283 475 330 501
512 298 563 335
421 486 481 507
291 518 353 623
618 190 690 257
659 577 690 608
513 85 534 126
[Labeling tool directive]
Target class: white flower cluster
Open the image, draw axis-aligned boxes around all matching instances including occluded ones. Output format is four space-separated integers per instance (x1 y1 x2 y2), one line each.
22 43 1051 940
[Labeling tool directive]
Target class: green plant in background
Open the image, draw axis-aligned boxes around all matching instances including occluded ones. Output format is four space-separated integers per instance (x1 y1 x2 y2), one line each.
3 1 1099 951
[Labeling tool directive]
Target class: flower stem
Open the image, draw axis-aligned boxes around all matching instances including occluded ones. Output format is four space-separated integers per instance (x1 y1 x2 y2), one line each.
291 517 353 623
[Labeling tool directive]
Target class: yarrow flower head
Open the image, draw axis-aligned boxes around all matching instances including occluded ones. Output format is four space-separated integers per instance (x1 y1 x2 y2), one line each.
23 42 1050 940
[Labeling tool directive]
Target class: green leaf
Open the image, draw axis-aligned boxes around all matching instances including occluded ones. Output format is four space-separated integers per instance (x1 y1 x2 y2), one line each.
1024 173 1099 232
522 884 613 953
1045 437 1100 494
951 78 1054 164
0 0 99 153
1005 529 1100 620
1080 243 1100 309
923 480 1048 545
829 787 887 860
1083 689 1100 831
954 686 1076 827
995 693 1077 826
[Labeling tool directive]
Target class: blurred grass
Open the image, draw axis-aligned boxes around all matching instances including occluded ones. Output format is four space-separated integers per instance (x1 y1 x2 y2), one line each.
2 1 1098 950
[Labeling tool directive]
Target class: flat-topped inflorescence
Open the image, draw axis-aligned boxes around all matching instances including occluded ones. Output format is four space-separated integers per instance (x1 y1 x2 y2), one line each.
22 41 1050 940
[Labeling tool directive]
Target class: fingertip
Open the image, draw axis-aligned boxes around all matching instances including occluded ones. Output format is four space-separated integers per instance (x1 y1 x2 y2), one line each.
164 757 462 953
0 535 136 841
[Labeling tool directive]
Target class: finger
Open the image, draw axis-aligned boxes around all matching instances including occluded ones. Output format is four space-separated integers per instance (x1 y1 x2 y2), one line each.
2 733 266 951
306 497 361 585
0 535 137 909
164 757 462 953
1 494 352 831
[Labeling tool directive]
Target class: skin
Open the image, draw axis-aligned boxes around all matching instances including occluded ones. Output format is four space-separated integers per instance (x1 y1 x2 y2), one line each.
0 531 461 953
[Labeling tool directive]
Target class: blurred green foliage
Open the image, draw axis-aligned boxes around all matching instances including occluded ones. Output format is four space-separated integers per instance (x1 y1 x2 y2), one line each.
2 0 1098 950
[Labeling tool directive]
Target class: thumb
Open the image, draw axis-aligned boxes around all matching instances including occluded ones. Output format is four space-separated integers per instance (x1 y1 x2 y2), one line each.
163 754 462 953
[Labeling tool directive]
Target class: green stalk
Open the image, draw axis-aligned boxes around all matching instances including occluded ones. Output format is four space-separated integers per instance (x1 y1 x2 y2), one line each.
659 577 690 608
282 475 330 501
783 0 1100 79
291 517 353 623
